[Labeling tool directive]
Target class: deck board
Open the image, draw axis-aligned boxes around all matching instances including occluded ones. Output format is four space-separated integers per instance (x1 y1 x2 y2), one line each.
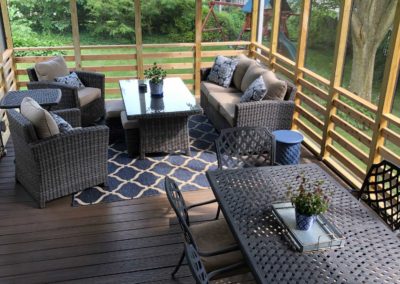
0 140 338 283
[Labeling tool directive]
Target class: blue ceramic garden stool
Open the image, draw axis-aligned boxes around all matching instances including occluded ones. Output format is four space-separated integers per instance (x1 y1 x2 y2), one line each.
273 130 304 165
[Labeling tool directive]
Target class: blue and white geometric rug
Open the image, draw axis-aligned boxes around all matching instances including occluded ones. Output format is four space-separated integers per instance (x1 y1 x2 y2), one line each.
72 115 218 206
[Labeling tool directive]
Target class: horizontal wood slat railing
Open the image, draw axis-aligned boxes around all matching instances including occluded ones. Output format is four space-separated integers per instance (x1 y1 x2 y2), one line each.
14 42 251 94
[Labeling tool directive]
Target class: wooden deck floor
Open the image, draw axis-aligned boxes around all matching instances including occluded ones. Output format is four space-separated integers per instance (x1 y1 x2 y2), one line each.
0 141 343 283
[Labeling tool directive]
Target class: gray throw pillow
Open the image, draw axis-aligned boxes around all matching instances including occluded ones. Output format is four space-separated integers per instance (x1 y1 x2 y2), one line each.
207 55 239 88
240 75 268 103
50 112 73 133
55 72 85 89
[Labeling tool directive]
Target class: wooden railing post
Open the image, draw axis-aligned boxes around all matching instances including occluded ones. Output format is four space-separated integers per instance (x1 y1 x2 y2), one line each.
249 0 259 58
320 0 352 160
194 0 202 97
0 0 13 49
367 0 400 168
134 0 144 79
292 0 311 131
70 0 81 70
269 0 281 70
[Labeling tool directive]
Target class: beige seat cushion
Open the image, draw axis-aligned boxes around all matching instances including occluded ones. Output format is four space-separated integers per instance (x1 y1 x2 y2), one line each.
241 65 287 101
20 97 59 139
78 87 101 107
106 99 125 119
208 92 241 126
200 81 238 98
232 54 256 90
191 219 244 272
34 56 69 81
120 110 139 129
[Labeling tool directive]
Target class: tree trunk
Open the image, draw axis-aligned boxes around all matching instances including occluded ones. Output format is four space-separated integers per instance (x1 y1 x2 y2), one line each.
348 40 378 102
348 0 398 101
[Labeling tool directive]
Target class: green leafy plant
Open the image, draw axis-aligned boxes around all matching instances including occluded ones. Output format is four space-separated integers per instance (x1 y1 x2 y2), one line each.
144 63 167 84
287 174 330 216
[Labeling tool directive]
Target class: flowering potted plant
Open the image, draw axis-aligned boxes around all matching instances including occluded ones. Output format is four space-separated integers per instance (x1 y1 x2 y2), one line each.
287 175 330 231
144 62 167 96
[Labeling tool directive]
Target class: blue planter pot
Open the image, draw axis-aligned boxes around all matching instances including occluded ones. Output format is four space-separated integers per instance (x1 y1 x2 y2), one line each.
295 210 317 231
149 81 163 96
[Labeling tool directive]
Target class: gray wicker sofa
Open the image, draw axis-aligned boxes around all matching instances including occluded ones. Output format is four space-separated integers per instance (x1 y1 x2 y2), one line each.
200 55 296 131
7 108 109 208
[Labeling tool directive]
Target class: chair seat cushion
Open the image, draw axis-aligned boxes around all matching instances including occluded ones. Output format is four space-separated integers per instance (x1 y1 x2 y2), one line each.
120 110 139 129
207 92 241 126
34 56 69 81
20 97 59 139
78 87 101 107
200 81 238 98
191 219 244 272
106 99 125 119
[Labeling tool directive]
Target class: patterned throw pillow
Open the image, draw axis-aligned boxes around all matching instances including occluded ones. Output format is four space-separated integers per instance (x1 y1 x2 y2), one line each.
207 55 239 88
50 112 73 133
240 75 268 103
55 72 85 89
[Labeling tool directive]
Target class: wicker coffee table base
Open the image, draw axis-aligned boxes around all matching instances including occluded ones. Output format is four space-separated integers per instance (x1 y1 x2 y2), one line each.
139 116 191 159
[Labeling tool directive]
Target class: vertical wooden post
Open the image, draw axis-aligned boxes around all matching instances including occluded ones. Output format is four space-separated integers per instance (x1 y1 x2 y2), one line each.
320 0 352 159
249 0 259 57
269 0 281 70
70 0 81 70
367 0 400 167
135 0 144 80
194 0 202 97
0 0 13 49
292 0 311 130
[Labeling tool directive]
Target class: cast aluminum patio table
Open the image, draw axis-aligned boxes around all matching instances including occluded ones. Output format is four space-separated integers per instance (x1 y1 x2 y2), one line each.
206 163 400 284
120 77 202 159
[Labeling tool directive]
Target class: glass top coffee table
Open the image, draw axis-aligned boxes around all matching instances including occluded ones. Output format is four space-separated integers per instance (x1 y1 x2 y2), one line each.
120 77 202 159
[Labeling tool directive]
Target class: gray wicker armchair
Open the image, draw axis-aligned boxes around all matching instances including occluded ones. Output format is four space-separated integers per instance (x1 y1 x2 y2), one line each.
26 68 106 126
7 108 109 208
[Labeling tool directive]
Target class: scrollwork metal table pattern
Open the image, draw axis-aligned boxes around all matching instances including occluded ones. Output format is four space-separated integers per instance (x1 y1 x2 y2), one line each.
206 164 400 284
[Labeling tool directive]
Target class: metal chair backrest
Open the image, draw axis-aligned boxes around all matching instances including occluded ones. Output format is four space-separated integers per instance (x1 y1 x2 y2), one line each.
184 243 209 284
215 127 275 169
359 160 400 231
164 177 196 245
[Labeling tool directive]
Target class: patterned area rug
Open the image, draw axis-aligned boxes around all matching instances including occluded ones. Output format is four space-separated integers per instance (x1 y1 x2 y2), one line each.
72 115 218 206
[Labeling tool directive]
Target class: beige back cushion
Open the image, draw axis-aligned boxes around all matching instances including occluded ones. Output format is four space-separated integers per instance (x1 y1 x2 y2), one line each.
34 56 69 81
232 54 255 89
20 97 59 139
241 65 287 100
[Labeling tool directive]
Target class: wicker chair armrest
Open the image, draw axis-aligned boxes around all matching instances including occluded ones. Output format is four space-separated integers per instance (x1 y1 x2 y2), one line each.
30 126 109 172
52 108 81 127
27 81 79 109
74 71 105 98
235 100 295 131
200 68 211 81
27 81 77 91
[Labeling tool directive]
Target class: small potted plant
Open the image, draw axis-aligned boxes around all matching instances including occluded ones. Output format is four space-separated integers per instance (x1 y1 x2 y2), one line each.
287 175 330 231
144 62 167 96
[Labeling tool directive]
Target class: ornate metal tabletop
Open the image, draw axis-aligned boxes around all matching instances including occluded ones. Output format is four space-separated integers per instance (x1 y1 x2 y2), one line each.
0 89 62 109
206 163 400 284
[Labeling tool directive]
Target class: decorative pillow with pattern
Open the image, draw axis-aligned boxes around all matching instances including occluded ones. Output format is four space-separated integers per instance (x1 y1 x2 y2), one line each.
240 75 268 103
50 112 73 133
207 55 239 88
55 72 85 89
